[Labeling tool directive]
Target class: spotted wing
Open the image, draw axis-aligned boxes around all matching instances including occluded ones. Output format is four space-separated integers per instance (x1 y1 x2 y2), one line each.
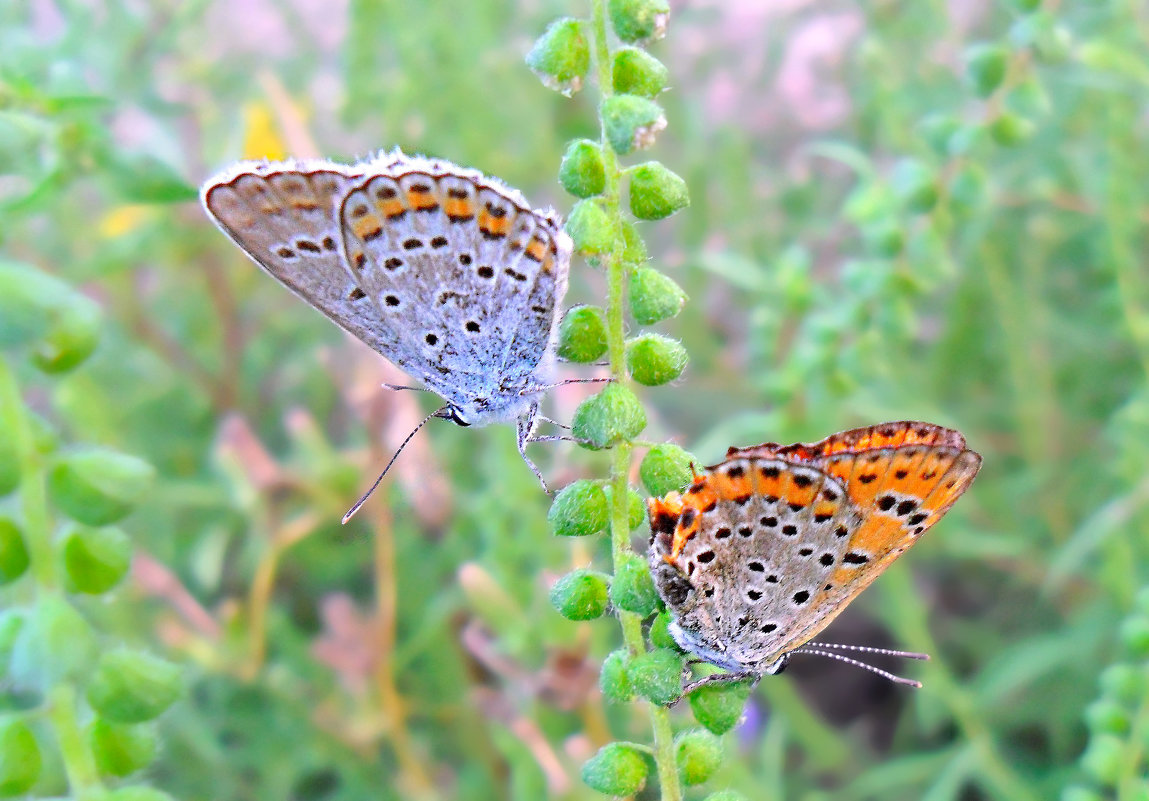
650 421 981 673
337 154 570 416
200 160 403 359
763 421 982 658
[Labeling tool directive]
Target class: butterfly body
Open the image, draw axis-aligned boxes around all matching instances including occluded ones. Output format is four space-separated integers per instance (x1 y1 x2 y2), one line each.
647 421 982 682
201 151 571 480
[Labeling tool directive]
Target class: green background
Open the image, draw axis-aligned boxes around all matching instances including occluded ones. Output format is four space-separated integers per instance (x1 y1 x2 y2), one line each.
2 1 1147 799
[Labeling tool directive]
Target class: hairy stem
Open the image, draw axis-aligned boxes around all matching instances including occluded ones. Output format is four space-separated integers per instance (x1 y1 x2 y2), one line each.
591 1 683 798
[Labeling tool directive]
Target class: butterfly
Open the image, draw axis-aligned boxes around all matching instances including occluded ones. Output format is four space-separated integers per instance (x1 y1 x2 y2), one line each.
647 421 982 691
200 150 572 515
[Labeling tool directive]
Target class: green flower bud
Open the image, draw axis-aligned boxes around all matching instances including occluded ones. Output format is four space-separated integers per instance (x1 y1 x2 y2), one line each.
989 112 1035 146
649 611 677 650
600 648 636 703
1100 663 1144 706
0 520 29 586
566 199 615 255
602 95 666 155
557 305 608 363
1121 617 1149 659
609 0 670 43
602 485 646 530
891 159 938 214
90 720 157 777
9 595 98 689
571 384 646 449
104 787 176 801
61 525 131 595
549 569 609 621
688 678 752 734
917 114 962 157
965 44 1009 97
525 18 590 96
47 448 155 526
87 649 182 723
629 267 686 325
640 443 694 497
29 290 101 374
610 552 661 616
0 718 40 797
620 220 648 264
862 221 905 258
1085 700 1131 736
612 47 669 97
0 262 99 367
581 742 648 795
626 333 688 386
548 479 608 537
1081 733 1124 787
676 728 723 785
559 140 606 198
630 647 684 706
628 162 689 220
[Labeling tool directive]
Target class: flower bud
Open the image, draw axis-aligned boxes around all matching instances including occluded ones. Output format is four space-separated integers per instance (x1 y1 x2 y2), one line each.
628 161 689 220
630 647 684 705
549 569 609 621
626 333 687 386
629 267 686 325
90 719 157 777
86 649 183 723
610 552 661 616
602 95 666 154
600 648 636 703
609 0 670 43
688 678 752 734
965 43 1009 97
676 728 723 785
612 47 669 97
581 742 648 795
0 520 29 586
559 139 607 198
548 480 609 537
571 384 647 449
526 18 590 96
48 448 154 526
61 525 132 595
566 199 614 255
557 305 608 363
0 718 40 797
640 443 694 497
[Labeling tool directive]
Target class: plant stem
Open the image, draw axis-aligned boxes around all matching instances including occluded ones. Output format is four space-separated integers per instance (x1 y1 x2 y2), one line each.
590 1 682 799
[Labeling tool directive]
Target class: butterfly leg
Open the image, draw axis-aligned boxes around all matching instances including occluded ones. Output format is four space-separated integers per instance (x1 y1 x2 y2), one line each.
679 670 761 699
535 414 571 430
516 411 550 493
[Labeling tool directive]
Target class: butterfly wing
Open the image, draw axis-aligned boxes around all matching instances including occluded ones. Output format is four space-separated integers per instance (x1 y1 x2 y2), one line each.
758 422 982 661
201 161 403 360
337 154 570 423
651 421 981 674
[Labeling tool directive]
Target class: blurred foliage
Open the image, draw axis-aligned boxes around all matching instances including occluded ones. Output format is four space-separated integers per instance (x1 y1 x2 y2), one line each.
0 1 1148 800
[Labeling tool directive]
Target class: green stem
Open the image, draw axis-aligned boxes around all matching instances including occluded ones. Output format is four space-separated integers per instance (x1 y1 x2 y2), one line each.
0 357 55 588
47 684 103 801
590 1 682 799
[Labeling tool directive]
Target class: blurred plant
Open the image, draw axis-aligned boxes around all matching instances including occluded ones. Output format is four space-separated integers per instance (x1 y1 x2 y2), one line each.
0 262 177 800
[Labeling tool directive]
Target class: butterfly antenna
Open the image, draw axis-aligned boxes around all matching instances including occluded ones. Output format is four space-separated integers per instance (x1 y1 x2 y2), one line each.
341 404 449 525
805 642 930 661
790 645 928 688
